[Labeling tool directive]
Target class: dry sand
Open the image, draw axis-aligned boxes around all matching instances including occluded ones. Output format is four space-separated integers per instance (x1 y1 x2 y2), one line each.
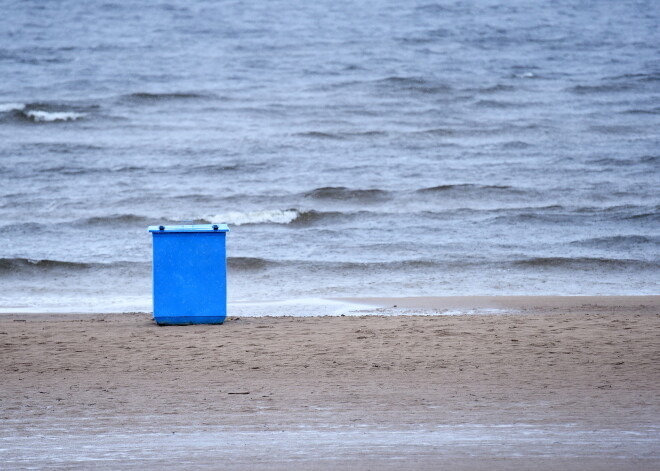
1 296 659 470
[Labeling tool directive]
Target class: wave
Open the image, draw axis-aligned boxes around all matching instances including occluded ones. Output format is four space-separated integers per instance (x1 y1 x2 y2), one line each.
0 222 47 234
562 205 660 222
206 209 345 226
570 235 659 248
640 155 660 164
74 214 153 227
346 130 388 137
295 131 345 140
37 165 110 175
72 213 303 227
304 186 390 202
0 258 93 273
512 72 536 79
474 99 523 108
1 102 88 123
227 256 276 271
209 209 298 226
608 73 660 83
415 4 454 14
470 84 516 94
417 184 523 195
622 211 660 222
74 213 233 228
227 257 439 272
416 124 540 138
71 213 274 228
295 130 387 140
227 257 446 273
420 205 564 218
588 157 634 167
0 103 26 113
1 109 85 123
416 127 455 136
622 107 660 115
580 204 649 214
589 124 637 135
500 140 533 149
24 110 85 122
0 258 144 275
184 163 242 174
1 215 168 233
26 142 103 154
492 212 579 224
419 204 656 224
34 162 244 176
123 92 208 102
512 257 655 269
489 205 660 224
289 210 344 226
336 259 443 270
374 76 453 94
587 155 660 169
568 84 633 94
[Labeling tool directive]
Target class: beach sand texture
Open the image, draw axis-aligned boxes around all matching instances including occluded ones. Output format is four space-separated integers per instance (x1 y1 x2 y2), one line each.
2 296 659 470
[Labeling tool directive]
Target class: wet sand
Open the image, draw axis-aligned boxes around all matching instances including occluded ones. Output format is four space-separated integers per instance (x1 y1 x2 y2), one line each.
1 296 659 470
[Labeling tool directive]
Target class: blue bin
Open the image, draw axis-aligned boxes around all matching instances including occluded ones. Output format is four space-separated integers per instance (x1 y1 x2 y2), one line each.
148 224 229 325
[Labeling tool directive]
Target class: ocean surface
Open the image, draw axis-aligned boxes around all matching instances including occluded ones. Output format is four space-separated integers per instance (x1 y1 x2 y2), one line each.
1 0 658 314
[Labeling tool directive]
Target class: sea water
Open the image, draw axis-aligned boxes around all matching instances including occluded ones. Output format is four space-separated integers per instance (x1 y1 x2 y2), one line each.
0 0 658 312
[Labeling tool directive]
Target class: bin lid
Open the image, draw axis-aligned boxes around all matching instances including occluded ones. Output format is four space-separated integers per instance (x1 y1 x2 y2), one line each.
148 224 229 233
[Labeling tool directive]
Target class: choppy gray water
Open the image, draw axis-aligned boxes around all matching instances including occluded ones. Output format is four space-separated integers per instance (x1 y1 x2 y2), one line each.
0 0 658 312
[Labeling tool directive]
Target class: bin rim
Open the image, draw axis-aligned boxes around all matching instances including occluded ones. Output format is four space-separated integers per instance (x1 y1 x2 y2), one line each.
148 224 229 233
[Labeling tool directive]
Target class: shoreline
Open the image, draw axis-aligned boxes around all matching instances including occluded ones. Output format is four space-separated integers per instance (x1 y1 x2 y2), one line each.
2 302 659 469
341 294 660 312
2 295 659 318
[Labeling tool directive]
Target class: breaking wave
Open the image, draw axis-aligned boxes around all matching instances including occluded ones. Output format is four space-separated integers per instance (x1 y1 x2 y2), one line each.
24 110 85 122
210 209 299 226
0 102 87 122
59 210 347 228
207 209 345 226
0 103 26 113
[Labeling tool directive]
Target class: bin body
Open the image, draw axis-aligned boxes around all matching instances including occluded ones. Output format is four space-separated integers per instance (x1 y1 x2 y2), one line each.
149 224 229 325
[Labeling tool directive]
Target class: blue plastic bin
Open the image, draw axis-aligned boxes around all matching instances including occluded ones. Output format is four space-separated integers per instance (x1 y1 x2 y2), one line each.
148 224 229 325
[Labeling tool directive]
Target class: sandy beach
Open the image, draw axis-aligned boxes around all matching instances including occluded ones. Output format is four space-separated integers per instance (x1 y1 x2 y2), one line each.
2 296 659 470
4 0 659 469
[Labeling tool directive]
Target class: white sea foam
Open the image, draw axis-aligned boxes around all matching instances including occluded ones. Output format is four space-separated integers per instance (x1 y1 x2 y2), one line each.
228 298 368 317
210 209 298 226
0 103 26 112
25 110 85 122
